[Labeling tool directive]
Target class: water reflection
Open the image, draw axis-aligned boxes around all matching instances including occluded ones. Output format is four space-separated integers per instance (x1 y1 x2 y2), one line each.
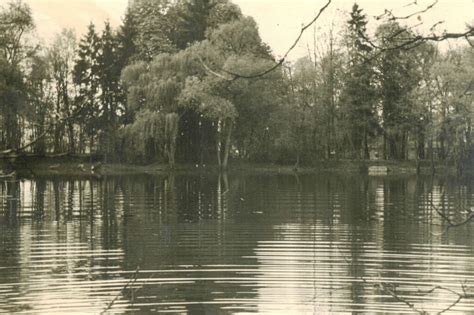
0 173 473 313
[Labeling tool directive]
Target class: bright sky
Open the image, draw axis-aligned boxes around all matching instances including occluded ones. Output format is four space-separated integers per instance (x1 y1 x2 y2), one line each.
1 0 473 60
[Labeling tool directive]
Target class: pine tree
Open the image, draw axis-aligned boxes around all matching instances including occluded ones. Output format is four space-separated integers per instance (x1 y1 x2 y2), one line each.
98 22 123 156
73 23 101 153
376 22 421 160
340 3 377 159
173 0 215 49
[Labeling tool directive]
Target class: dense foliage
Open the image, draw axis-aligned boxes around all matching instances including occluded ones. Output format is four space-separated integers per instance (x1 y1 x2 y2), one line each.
0 0 472 171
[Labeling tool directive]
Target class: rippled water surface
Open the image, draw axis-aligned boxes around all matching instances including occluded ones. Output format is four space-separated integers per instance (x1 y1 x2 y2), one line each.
0 173 473 314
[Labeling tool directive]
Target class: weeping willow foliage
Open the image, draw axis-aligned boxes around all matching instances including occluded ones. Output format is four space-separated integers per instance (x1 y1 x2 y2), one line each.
119 110 166 162
118 110 181 164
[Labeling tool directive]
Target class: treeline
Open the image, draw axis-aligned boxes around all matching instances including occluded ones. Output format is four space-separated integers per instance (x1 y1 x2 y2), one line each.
0 0 472 170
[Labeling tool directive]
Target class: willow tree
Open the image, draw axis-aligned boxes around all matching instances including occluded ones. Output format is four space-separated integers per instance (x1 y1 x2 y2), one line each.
179 16 280 168
170 0 243 164
179 76 237 168
121 51 198 167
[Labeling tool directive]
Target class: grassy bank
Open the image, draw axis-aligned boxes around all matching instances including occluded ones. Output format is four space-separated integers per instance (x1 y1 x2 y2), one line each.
2 154 469 178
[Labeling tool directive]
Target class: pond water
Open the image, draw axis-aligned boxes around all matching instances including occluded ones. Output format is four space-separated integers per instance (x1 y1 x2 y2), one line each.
0 173 473 314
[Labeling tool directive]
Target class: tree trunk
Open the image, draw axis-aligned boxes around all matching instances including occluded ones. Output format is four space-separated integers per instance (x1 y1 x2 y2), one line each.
54 123 62 153
78 127 84 154
363 129 370 160
5 111 20 151
34 112 46 155
67 122 75 153
90 135 95 153
165 113 179 169
429 136 435 175
326 121 331 160
417 127 425 160
415 129 420 175
221 119 233 170
216 131 221 167
467 118 472 155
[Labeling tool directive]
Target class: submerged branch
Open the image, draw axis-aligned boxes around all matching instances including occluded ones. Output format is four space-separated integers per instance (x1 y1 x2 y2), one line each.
336 244 473 314
429 190 474 234
101 267 140 314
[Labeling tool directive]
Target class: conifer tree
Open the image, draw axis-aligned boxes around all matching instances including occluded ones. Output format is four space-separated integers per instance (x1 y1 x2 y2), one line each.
340 3 377 159
73 23 101 152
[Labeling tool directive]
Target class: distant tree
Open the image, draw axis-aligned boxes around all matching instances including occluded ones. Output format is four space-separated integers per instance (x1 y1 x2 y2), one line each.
313 30 344 160
408 42 438 173
0 0 34 151
270 60 316 165
122 15 277 168
116 8 137 66
98 22 123 157
180 75 237 169
431 47 474 173
126 0 176 60
116 9 138 125
121 51 198 167
48 29 77 153
170 0 242 164
340 4 378 159
376 22 422 160
120 0 244 166
171 0 241 49
73 23 101 153
181 17 277 168
27 53 53 155
0 0 34 66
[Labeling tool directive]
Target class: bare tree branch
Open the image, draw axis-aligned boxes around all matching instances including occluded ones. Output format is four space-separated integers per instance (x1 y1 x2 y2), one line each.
357 26 474 66
403 1 418 9
0 100 90 155
376 0 439 21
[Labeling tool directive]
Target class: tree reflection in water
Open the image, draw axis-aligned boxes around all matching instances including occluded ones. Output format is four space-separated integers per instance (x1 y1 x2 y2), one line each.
0 174 473 313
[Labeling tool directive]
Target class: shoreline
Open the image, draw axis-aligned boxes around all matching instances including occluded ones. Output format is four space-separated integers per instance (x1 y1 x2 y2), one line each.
4 155 470 178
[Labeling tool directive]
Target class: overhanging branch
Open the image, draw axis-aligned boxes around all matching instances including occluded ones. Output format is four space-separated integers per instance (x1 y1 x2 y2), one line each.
376 0 439 21
200 0 332 81
0 101 89 155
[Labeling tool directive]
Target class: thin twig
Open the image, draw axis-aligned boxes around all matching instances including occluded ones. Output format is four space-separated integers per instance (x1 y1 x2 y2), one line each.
101 267 140 314
429 189 474 235
336 244 473 314
390 0 438 21
377 281 425 314
360 26 473 65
